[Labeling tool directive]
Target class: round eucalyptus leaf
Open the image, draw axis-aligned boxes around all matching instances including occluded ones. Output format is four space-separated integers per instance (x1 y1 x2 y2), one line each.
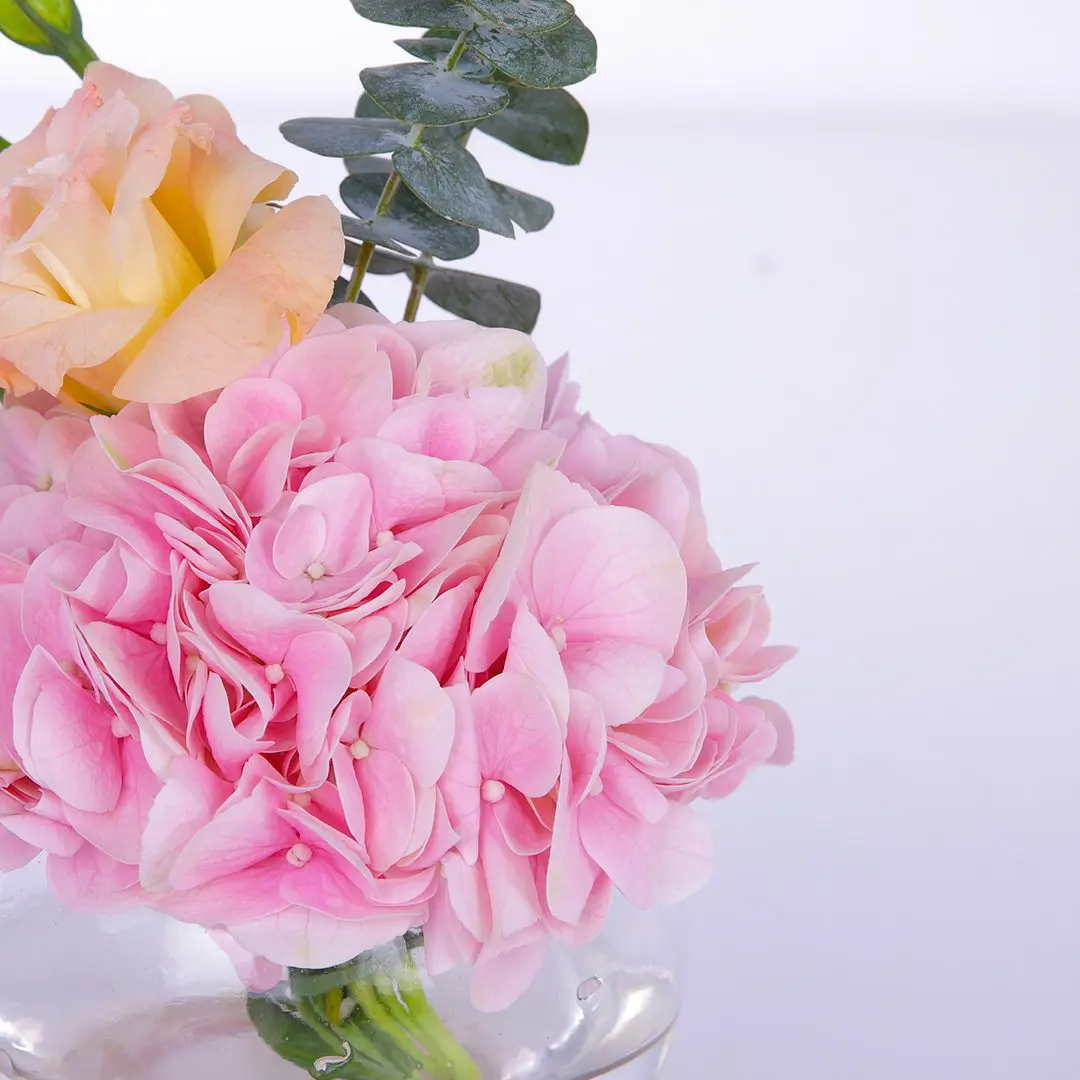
341 215 412 255
355 91 391 119
392 137 514 236
341 172 480 261
361 63 510 126
490 182 554 232
425 267 541 332
468 15 597 89
281 117 410 157
349 0 475 29
478 86 588 164
463 0 574 33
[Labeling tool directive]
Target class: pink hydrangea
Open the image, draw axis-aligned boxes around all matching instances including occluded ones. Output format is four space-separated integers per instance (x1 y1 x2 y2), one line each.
0 307 794 1009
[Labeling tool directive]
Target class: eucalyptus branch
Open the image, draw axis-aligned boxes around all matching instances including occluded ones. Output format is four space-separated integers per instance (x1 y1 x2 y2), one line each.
344 28 471 304
284 0 596 332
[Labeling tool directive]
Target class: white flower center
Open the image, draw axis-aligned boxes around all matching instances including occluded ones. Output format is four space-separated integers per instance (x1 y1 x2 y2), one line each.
35 474 52 492
265 663 285 685
285 843 312 868
376 530 394 547
291 792 312 808
481 779 507 804
306 562 326 581
349 738 371 761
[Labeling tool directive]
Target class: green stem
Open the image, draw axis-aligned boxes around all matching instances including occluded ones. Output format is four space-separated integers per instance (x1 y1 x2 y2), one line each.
56 32 96 75
343 28 471 303
403 264 431 322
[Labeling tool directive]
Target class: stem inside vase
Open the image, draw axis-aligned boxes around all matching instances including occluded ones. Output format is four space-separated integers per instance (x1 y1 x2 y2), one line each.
248 934 481 1080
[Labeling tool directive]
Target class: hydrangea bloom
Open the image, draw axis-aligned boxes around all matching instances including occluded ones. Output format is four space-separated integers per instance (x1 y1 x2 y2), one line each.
0 307 793 1009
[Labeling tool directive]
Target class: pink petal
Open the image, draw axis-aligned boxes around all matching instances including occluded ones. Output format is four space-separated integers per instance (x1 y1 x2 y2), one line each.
471 935 548 1012
365 657 455 788
472 672 562 797
492 789 551 857
1 811 84 856
399 577 477 682
159 860 290 925
229 906 414 970
577 796 655 908
270 504 327 580
201 672 273 782
63 736 160 863
565 691 606 803
531 506 688 656
355 748 417 873
208 929 284 993
562 641 667 728
140 756 230 888
168 781 294 890
0 825 39 870
13 648 122 814
652 803 713 905
467 465 595 673
479 807 542 941
293 472 373 571
336 437 444 532
547 782 598 924
279 852 378 919
204 378 303 479
284 631 353 779
47 844 144 913
505 607 570 730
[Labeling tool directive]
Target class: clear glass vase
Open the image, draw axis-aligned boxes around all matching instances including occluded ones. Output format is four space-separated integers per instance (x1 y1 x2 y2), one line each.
0 860 680 1079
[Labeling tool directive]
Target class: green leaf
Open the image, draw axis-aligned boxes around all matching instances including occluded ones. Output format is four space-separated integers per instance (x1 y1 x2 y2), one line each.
341 170 479 260
340 214 412 255
426 267 541 331
281 117 409 157
246 994 371 1079
355 91 391 119
468 15 597 88
392 137 513 236
463 0 574 33
349 0 475 29
490 181 553 232
478 86 588 164
394 35 493 76
361 62 510 127
0 136 9 152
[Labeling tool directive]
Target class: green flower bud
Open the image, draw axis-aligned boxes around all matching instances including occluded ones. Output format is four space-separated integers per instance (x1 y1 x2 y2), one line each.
0 0 96 75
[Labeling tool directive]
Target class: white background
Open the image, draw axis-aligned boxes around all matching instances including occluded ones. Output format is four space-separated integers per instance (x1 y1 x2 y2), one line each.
3 3 1080 1079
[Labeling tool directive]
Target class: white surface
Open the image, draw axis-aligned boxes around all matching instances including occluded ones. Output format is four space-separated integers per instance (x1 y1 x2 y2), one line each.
2 6 1080 1077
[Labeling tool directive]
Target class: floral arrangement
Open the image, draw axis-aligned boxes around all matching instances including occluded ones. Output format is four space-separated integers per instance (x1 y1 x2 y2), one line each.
0 1 794 1076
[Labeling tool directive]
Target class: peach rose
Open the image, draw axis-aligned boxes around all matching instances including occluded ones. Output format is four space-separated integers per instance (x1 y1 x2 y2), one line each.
0 63 343 408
